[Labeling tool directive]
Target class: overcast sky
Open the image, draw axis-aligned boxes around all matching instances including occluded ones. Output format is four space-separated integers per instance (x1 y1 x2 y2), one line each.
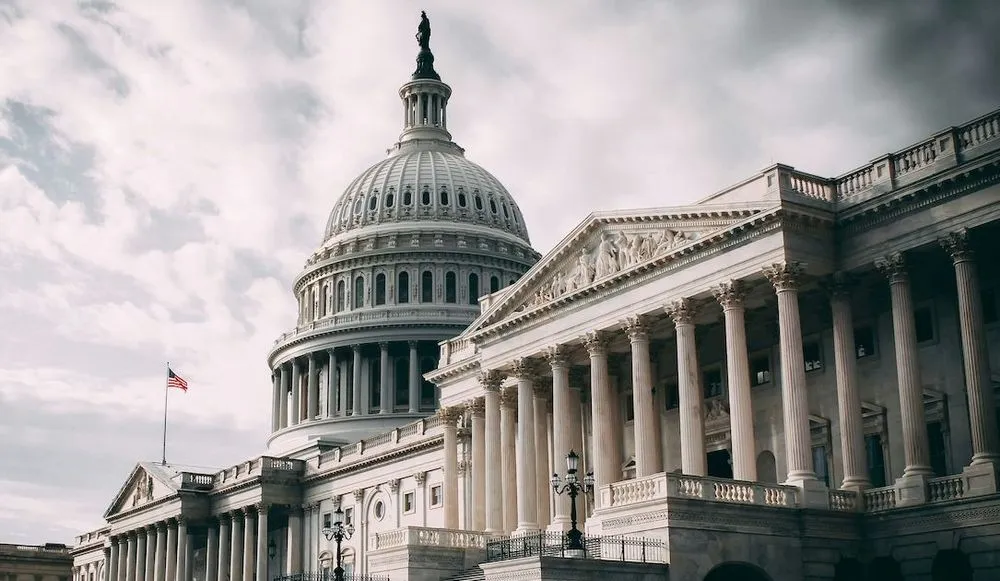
0 0 996 544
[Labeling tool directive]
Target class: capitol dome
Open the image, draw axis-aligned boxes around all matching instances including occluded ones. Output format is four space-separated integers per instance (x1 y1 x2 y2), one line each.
265 15 540 457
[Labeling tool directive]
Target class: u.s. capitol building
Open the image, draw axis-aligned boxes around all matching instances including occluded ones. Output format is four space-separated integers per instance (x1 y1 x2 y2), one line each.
71 14 1000 581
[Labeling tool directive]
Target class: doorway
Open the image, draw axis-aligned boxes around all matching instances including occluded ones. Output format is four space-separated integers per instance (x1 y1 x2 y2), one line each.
707 449 733 479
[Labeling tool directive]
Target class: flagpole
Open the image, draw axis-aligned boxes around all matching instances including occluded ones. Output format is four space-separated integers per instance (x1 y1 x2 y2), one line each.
162 361 169 466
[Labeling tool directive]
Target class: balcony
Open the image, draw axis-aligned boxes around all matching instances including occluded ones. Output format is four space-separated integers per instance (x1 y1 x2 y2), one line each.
484 532 664 564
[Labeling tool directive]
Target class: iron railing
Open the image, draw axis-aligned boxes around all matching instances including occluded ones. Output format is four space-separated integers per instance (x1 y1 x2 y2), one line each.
484 532 664 563
273 574 388 581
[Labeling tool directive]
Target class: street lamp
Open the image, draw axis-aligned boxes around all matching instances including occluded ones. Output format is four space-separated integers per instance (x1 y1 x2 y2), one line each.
550 449 594 553
321 506 354 581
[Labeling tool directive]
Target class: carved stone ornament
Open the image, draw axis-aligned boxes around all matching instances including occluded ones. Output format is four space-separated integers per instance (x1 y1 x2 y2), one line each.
820 272 853 300
763 262 805 292
583 330 609 355
545 344 569 367
705 398 730 422
332 496 342 510
130 473 155 508
874 252 907 284
665 298 697 325
940 229 973 263
438 405 463 426
624 315 649 341
712 280 745 311
478 369 506 392
466 397 485 417
353 489 364 502
457 459 471 475
517 228 698 311
510 358 536 379
413 471 427 485
387 479 400 494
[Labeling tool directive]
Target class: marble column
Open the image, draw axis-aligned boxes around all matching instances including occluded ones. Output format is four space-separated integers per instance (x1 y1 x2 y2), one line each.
585 331 621 505
480 372 504 533
379 342 392 413
135 529 147 581
500 385 518 533
153 526 166 581
279 365 289 430
568 379 586 525
941 230 1000 464
547 345 572 529
242 509 255 581
255 505 268 581
440 407 461 529
229 510 243 581
468 397 487 531
216 516 230 581
338 361 349 418
533 380 551 529
271 373 281 432
204 523 218 581
512 358 539 533
125 533 136 581
351 345 363 416
118 535 129 581
290 360 301 425
175 519 187 581
764 262 817 485
827 275 871 490
626 315 662 477
408 341 421 413
875 253 933 478
286 507 302 575
108 538 120 581
712 284 754 479
306 355 318 420
144 528 156 581
164 523 176 581
327 349 337 417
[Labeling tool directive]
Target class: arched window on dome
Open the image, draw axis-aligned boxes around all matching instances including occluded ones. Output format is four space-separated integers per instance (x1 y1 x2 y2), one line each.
421 270 434 303
341 204 350 223
336 280 346 312
458 190 467 208
368 194 378 211
353 196 363 215
374 273 386 306
354 276 364 309
489 198 498 214
512 210 519 225
440 188 449 206
445 272 457 304
403 187 413 206
490 275 500 293
502 203 509 219
474 192 484 211
421 187 431 206
397 272 410 304
386 189 395 208
468 273 479 305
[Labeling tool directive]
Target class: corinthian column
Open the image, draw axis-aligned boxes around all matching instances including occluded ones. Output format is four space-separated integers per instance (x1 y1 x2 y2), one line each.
480 371 505 533
229 510 243 581
875 253 933 480
379 342 392 414
134 529 146 581
306 354 318 420
278 364 289 429
586 331 621 505
467 397 487 531
532 379 552 528
941 230 1000 465
512 359 539 533
286 507 302 575
327 349 337 417
547 345 573 528
216 516 230 581
108 538 120 581
145 528 156 581
826 274 870 491
164 524 176 581
763 262 817 485
271 373 281 432
125 533 136 581
175 519 187 581
667 298 709 477
351 345 363 416
500 384 518 533
440 406 462 529
255 505 268 581
290 360 301 425
204 522 217 581
713 282 755 480
242 510 255 581
626 315 662 477
408 341 421 413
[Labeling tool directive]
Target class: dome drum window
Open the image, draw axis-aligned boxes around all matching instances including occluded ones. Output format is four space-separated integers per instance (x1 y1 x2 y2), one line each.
354 276 365 309
398 272 410 304
421 270 434 303
445 271 457 303
375 273 387 305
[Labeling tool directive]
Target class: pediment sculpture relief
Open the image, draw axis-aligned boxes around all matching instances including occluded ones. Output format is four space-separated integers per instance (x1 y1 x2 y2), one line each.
130 474 155 508
705 398 730 423
518 228 697 311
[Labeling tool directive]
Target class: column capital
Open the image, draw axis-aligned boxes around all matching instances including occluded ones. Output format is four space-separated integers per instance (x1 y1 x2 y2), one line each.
940 228 973 263
820 271 855 300
500 385 518 409
665 297 698 325
544 344 570 368
351 343 361 353
174 516 188 527
214 513 231 523
466 397 485 417
379 341 390 351
510 357 536 379
583 330 609 355
763 261 805 291
414 471 427 485
712 280 746 311
874 252 907 284
624 314 650 341
253 502 270 514
408 340 419 349
457 459 471 475
437 405 463 425
386 478 401 494
478 369 506 391
352 488 364 502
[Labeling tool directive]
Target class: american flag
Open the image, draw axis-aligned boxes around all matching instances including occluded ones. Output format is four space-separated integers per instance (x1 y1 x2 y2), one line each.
167 368 189 392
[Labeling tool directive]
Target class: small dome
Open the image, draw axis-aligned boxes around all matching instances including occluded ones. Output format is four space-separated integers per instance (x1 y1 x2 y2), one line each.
322 146 531 245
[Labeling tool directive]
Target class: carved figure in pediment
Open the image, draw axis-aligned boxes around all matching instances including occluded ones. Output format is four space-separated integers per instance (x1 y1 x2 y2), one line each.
574 248 596 288
550 270 565 299
594 233 619 279
146 475 154 499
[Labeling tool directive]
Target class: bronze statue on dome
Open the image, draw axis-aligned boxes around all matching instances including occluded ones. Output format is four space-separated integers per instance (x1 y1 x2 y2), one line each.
412 11 441 81
416 11 431 52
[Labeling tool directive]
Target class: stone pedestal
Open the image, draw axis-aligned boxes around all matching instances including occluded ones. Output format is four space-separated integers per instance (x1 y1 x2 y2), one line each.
894 474 929 506
962 461 1000 497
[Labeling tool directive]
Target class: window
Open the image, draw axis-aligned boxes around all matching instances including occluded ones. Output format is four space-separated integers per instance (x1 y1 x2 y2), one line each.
803 340 823 372
368 194 377 211
421 188 431 205
403 188 412 206
445 271 457 303
322 513 331 528
353 197 363 214
812 446 830 487
623 393 635 422
353 276 364 309
750 354 771 387
336 280 346 312
928 421 948 476
914 305 936 344
983 288 998 324
490 275 500 293
386 190 395 208
344 507 354 526
373 500 385 520
375 273 386 305
474 193 484 210
430 485 443 507
371 362 381 410
855 325 876 359
440 189 449 205
489 198 498 214
703 367 723 398
865 434 887 488
421 270 434 303
502 203 509 218
458 192 467 207
468 273 480 305
398 272 410 304
664 381 679 410
403 491 415 513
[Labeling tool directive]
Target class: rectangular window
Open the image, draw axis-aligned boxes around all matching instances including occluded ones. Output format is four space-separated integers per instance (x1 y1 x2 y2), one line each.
865 434 886 488
750 354 771 387
403 491 415 513
928 421 948 476
983 288 998 324
812 446 830 487
914 306 936 344
855 325 876 359
703 367 723 398
344 507 354 526
430 485 443 507
803 341 823 372
322 513 331 529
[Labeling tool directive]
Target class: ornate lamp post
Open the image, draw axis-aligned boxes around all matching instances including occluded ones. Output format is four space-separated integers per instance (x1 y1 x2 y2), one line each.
321 506 354 581
550 449 594 552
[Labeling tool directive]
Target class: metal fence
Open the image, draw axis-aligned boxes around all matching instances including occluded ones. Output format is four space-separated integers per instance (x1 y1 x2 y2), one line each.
273 573 388 581
484 532 664 563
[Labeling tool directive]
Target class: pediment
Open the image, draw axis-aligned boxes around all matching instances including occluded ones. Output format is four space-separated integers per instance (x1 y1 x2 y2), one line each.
467 204 772 333
104 463 177 518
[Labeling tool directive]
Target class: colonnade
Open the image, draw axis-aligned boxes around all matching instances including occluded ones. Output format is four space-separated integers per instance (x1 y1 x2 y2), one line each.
436 232 998 528
271 341 434 432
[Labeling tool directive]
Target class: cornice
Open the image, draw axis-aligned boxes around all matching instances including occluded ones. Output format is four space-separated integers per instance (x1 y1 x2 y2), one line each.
301 434 444 485
427 356 481 383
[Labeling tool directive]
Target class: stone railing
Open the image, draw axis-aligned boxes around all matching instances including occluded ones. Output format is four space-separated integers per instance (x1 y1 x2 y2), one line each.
371 526 491 551
180 472 214 489
312 416 442 471
440 337 478 366
602 473 798 509
927 474 965 502
827 489 859 512
0 543 71 557
273 306 480 346
212 456 305 487
75 528 110 548
862 486 897 512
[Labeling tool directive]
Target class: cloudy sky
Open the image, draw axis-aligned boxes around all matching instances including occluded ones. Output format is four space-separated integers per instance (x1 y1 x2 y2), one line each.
0 0 996 544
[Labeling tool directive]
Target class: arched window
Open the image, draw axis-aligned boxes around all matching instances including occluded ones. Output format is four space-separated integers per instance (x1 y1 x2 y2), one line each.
398 272 410 304
458 192 467 207
421 188 431 205
489 198 498 214
440 188 449 206
353 276 364 309
474 192 483 210
336 280 345 312
403 188 412 206
368 194 378 211
421 270 434 303
445 271 457 303
353 197 363 214
386 190 395 207
375 273 386 305
490 275 500 293
468 273 479 305
502 203 509 218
